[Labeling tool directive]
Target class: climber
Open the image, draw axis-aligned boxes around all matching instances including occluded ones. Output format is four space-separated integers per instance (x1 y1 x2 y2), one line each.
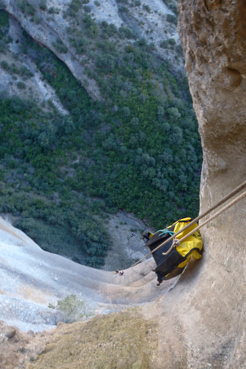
142 230 153 243
114 270 124 276
143 217 203 285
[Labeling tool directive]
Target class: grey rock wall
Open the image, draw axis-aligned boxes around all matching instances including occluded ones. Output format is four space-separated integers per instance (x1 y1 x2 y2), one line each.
176 1 246 367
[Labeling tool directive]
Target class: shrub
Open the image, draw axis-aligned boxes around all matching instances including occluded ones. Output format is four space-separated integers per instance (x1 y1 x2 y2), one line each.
169 3 178 15
122 106 131 117
0 1 7 9
48 7 59 14
96 54 116 72
52 39 68 54
167 107 181 120
48 294 94 323
17 81 26 90
143 4 150 12
19 66 33 78
118 26 135 39
119 6 128 13
1 60 8 69
83 5 91 13
168 38 176 45
39 0 47 10
17 0 35 16
163 122 170 132
176 44 183 56
166 14 177 25
101 22 117 38
0 10 8 28
33 15 42 24
0 40 6 53
83 15 98 38
69 0 81 12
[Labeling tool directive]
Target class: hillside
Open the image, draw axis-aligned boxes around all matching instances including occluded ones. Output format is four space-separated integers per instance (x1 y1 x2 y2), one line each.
0 0 202 267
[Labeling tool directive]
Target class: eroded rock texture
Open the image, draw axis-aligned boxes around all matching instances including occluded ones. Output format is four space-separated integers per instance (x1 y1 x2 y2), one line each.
177 1 246 368
179 0 246 188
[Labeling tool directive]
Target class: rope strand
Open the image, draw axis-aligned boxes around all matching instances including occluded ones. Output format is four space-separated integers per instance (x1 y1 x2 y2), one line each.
131 179 246 268
162 189 246 256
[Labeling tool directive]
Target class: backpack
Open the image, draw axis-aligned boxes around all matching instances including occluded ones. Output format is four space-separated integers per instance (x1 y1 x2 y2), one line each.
145 217 203 284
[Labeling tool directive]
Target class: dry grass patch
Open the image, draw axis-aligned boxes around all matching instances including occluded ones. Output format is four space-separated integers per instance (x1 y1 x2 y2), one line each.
29 308 158 369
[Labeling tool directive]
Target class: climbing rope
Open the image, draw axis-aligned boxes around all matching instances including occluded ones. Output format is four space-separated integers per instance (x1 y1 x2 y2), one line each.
158 229 175 237
131 179 246 268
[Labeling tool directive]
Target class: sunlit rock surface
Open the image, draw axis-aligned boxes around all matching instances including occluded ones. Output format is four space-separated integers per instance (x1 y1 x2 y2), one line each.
177 1 246 367
0 216 177 333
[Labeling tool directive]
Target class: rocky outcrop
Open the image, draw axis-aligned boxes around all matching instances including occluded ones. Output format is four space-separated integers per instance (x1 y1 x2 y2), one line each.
177 1 246 367
0 216 177 368
0 216 178 332
0 0 180 100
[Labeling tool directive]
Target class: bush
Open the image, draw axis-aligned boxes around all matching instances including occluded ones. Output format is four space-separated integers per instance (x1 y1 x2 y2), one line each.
143 4 150 12
48 294 94 323
17 0 35 16
118 6 128 13
160 40 168 49
96 54 116 72
52 39 68 54
167 107 181 120
48 7 59 14
83 5 91 13
0 1 6 9
176 45 183 56
83 15 98 38
118 26 136 39
101 22 117 38
166 14 177 25
19 66 33 78
168 38 176 45
1 60 8 69
69 0 82 12
17 81 26 90
39 0 47 11
33 15 42 24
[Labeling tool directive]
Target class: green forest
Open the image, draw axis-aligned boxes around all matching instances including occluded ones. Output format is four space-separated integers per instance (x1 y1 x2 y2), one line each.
0 6 202 268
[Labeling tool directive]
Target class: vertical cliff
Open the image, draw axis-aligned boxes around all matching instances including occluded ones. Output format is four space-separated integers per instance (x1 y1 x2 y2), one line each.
177 1 246 367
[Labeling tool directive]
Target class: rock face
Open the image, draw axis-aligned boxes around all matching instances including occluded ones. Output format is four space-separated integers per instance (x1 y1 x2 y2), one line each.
0 0 180 101
0 216 178 368
0 216 178 332
1 1 246 368
177 1 246 367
